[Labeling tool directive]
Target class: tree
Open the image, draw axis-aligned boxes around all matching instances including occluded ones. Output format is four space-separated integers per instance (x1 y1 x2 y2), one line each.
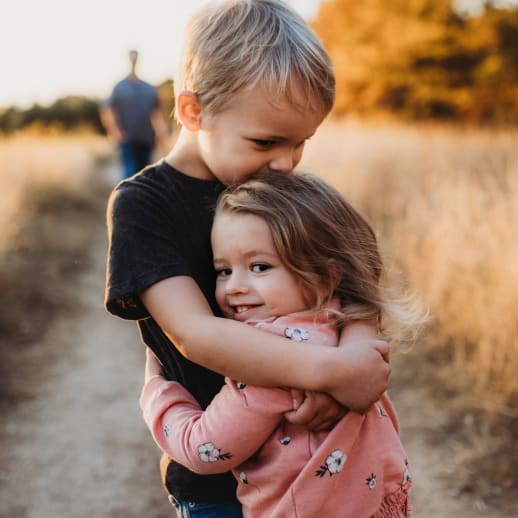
312 0 518 123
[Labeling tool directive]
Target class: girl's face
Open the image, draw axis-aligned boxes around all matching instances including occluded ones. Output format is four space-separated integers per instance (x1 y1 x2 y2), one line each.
212 211 307 322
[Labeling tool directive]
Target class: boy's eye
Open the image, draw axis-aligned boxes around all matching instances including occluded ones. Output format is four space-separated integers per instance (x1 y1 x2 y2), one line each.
216 268 232 277
251 139 277 149
251 263 270 273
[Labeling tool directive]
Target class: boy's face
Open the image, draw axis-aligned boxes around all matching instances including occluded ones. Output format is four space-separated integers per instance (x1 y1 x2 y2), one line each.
195 83 326 184
212 212 307 322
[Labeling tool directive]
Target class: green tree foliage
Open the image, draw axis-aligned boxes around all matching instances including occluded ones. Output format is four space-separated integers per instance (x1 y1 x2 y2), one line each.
0 96 104 134
0 80 176 135
312 0 518 123
157 79 175 120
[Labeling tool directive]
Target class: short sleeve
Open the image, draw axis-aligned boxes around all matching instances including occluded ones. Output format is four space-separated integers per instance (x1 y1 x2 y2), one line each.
105 176 190 320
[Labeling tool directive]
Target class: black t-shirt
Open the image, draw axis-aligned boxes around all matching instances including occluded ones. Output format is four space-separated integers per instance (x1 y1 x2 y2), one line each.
105 160 237 503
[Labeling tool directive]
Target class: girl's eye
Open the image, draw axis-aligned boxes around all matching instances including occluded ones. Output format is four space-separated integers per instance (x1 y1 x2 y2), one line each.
216 268 232 277
251 263 270 273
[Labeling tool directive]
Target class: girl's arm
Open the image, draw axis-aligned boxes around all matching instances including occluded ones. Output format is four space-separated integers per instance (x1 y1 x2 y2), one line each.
141 276 390 412
140 349 291 474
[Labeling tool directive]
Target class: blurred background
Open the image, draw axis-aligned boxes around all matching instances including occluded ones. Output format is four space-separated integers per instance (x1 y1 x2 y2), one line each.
1 1 517 516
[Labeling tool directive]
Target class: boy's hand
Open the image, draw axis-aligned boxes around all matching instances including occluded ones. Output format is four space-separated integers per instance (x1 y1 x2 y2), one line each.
330 340 390 413
144 347 164 382
284 390 348 431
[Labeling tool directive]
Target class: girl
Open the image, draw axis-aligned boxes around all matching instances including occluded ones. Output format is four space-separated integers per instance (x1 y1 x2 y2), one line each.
140 172 418 517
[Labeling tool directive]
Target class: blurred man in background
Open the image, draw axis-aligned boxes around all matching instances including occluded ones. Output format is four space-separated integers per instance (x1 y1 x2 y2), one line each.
101 50 169 179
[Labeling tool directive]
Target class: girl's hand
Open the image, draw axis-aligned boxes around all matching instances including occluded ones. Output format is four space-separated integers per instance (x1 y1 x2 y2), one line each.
144 347 164 382
284 390 348 431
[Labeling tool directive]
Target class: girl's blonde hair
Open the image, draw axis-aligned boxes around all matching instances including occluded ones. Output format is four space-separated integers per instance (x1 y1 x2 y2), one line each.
176 0 335 118
216 172 424 341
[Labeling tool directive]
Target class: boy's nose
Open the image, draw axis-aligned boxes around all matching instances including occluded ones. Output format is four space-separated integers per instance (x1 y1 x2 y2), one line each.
269 147 302 172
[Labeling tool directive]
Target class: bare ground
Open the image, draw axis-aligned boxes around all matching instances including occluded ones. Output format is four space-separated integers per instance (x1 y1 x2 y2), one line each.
0 164 515 517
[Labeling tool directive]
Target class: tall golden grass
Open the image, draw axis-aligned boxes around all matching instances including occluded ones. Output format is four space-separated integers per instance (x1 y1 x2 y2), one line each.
0 131 112 253
2 124 516 414
300 119 518 413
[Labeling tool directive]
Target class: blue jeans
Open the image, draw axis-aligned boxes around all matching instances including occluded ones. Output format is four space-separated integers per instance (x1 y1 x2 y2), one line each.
119 141 153 179
168 494 243 518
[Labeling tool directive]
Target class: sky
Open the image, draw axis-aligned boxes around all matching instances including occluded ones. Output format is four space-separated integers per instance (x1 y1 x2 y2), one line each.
0 0 321 109
1 0 516 109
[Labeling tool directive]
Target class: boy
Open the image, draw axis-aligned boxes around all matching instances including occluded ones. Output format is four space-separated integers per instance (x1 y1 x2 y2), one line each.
105 0 390 515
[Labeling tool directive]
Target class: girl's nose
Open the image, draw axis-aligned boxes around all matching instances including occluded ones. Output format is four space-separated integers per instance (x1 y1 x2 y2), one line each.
225 272 249 294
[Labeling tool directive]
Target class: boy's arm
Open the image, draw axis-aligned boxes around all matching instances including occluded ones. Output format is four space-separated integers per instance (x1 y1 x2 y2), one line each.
141 276 390 411
140 350 291 474
285 319 385 427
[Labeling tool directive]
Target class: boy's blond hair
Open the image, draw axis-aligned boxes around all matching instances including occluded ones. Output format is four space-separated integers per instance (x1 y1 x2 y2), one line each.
176 0 335 118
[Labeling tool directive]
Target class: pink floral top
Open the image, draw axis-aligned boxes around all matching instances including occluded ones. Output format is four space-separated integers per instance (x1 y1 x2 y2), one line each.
140 310 412 518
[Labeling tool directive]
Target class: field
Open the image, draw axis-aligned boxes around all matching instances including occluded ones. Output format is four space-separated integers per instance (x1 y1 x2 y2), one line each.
301 119 518 411
0 132 112 345
0 122 516 515
300 119 518 508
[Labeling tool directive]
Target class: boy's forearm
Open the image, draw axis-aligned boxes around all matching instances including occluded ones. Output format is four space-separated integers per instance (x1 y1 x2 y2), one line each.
179 316 388 410
141 276 390 407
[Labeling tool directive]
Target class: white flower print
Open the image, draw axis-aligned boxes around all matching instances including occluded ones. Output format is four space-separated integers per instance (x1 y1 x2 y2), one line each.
198 442 232 463
163 424 172 438
284 327 310 342
366 473 377 489
315 449 347 477
326 449 346 474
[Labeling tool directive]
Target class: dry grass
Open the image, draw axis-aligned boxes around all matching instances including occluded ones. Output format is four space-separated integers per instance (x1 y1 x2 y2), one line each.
300 119 518 414
300 119 518 507
1 123 515 509
0 130 112 253
0 131 113 346
3 125 514 402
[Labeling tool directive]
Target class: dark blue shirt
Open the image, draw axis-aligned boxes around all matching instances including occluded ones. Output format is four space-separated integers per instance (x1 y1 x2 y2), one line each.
107 77 159 145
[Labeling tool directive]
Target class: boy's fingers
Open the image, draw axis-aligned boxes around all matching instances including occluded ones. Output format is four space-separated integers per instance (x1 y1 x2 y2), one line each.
284 403 313 426
289 388 305 410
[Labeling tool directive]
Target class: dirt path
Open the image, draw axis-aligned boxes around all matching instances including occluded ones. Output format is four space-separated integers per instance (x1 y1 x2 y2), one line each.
1 167 173 518
0 167 511 517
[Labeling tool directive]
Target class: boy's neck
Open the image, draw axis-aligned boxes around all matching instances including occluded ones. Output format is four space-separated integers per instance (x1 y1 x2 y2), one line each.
165 127 214 181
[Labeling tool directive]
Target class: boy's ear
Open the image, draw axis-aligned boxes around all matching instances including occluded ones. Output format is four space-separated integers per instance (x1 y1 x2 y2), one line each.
176 91 202 131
